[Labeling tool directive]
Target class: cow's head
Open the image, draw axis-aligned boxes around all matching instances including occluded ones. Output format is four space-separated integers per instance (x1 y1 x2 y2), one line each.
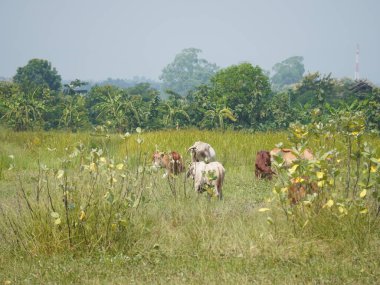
152 151 166 168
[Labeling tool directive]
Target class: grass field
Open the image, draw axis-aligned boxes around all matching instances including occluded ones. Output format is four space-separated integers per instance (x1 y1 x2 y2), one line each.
0 128 379 284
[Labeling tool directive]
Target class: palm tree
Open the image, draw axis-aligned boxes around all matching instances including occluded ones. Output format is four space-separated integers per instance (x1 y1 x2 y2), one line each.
201 106 237 131
95 90 140 132
59 95 88 131
1 89 45 131
163 103 190 128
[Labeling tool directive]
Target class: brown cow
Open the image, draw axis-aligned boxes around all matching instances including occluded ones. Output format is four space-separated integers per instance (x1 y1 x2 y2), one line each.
255 150 275 180
152 151 184 177
288 176 318 204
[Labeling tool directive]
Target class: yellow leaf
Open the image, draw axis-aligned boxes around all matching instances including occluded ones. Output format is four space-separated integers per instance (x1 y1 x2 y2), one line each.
359 189 367 198
79 210 86 221
281 187 288 193
288 164 298 174
360 208 368 214
116 163 124 170
54 218 61 225
323 199 334 208
292 177 304 183
338 206 345 213
351 131 359 136
258 208 271 212
89 163 97 172
370 165 377 173
99 157 107 163
56 170 64 179
267 217 274 225
316 172 324 179
317 181 325 187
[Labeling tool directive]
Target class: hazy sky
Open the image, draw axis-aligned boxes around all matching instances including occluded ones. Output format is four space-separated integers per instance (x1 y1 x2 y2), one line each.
1 0 379 83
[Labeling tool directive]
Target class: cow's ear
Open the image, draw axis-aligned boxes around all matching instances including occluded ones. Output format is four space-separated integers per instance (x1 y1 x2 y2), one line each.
160 153 165 158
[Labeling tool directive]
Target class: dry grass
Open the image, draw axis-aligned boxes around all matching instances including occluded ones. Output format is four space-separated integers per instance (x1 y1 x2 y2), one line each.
0 128 379 284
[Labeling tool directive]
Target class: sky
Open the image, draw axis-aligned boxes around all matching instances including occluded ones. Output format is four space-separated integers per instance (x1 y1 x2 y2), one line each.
1 0 379 84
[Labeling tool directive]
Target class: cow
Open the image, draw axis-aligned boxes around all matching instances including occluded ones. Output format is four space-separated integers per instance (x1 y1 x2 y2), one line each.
255 150 275 180
270 148 314 167
288 176 319 204
187 161 225 200
152 151 185 178
187 141 216 163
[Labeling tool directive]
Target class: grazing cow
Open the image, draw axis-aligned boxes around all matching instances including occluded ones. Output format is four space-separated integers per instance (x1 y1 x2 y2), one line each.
187 161 225 200
255 150 275 179
288 176 318 204
152 151 184 177
187 141 216 163
270 148 314 167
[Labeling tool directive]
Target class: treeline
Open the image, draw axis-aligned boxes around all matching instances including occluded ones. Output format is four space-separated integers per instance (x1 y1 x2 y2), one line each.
0 52 379 133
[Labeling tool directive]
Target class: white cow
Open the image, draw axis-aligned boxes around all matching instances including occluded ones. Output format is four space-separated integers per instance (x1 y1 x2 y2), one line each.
187 161 225 200
187 141 216 163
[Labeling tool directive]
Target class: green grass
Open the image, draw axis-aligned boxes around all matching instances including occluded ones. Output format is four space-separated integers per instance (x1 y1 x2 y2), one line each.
0 128 379 284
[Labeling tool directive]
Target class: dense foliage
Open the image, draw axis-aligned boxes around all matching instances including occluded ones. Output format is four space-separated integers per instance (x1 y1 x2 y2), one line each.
0 54 379 133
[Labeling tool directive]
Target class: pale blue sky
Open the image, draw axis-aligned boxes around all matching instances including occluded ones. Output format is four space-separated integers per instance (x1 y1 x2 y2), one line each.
1 0 379 83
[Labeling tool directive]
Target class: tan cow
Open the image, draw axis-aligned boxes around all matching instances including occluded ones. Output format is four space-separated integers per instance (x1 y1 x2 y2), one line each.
152 151 184 178
187 161 225 200
270 148 314 167
187 141 216 163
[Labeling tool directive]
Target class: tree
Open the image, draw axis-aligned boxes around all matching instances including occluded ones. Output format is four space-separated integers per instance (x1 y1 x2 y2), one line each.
1 89 46 131
13 59 62 93
291 72 336 109
63 79 88 95
210 63 271 129
265 92 292 129
58 94 89 131
159 48 219 96
201 106 236 130
271 56 305 90
86 85 140 132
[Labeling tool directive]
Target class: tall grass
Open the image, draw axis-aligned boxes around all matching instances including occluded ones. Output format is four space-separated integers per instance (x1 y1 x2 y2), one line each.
0 128 379 284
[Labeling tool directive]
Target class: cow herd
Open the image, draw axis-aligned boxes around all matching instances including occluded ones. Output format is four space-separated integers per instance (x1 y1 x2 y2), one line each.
152 141 315 203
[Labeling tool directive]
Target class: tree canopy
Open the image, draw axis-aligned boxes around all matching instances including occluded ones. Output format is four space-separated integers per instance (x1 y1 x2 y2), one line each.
159 48 219 96
13 59 62 93
271 56 305 90
210 62 271 128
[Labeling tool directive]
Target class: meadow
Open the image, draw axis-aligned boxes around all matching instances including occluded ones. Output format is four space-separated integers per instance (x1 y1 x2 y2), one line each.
0 127 379 284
